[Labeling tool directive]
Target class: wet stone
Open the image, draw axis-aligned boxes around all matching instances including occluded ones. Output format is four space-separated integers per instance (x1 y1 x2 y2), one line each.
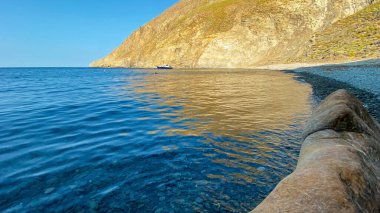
155 208 163 213
257 167 266 171
195 197 203 203
44 187 55 194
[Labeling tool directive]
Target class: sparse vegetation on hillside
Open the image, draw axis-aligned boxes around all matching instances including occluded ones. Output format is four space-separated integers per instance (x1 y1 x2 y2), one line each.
293 2 380 62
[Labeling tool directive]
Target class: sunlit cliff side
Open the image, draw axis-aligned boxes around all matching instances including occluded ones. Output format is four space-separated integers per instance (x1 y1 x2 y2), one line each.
90 0 379 68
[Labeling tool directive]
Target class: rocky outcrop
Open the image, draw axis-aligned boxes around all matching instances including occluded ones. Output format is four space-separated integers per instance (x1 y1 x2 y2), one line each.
252 89 380 213
90 0 378 68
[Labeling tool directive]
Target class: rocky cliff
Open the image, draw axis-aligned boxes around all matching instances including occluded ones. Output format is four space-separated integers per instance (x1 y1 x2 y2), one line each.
90 0 379 68
252 89 380 212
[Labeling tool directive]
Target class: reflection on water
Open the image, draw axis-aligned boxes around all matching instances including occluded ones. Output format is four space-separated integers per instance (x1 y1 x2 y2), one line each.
134 70 312 136
129 69 313 210
0 68 313 212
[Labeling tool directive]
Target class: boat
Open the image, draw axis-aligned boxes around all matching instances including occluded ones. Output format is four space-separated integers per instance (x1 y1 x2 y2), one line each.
156 64 173 69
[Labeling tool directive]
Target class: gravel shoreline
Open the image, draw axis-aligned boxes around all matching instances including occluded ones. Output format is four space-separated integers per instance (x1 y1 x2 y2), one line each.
292 59 380 95
286 59 380 121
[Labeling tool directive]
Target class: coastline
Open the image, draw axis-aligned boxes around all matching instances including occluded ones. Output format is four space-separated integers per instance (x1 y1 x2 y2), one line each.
251 89 380 212
285 59 380 122
91 58 380 72
251 60 380 212
91 59 380 120
1 63 378 211
254 58 380 71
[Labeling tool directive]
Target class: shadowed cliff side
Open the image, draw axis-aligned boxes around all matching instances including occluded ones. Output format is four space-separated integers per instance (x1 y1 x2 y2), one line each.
252 89 380 212
90 0 378 68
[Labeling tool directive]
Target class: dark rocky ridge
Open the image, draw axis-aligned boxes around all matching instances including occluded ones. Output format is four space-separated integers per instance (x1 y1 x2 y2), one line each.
252 89 380 212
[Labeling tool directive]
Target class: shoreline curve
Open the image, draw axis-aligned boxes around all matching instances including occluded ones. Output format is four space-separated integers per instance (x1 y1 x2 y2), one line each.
252 89 380 212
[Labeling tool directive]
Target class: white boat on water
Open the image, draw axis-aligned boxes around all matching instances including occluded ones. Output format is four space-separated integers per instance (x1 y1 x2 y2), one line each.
156 64 173 69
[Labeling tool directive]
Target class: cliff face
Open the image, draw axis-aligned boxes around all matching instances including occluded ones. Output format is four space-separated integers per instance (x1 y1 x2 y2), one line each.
91 0 378 68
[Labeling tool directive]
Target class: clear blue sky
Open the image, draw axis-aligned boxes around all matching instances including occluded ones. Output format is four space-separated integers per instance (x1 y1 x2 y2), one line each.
0 0 178 67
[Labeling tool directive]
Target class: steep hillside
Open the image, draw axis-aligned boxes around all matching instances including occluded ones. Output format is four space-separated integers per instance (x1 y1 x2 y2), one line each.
91 0 378 68
292 1 380 62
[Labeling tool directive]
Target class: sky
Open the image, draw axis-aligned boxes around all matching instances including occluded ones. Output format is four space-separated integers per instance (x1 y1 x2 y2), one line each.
0 0 178 67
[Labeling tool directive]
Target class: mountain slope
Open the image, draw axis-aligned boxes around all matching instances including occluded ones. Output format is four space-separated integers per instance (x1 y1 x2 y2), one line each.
91 0 378 68
292 1 380 62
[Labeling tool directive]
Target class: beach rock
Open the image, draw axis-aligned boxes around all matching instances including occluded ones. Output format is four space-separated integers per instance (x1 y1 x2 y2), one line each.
303 89 380 140
252 89 380 213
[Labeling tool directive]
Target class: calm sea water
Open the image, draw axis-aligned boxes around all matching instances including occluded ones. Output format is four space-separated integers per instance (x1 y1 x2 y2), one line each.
0 68 313 212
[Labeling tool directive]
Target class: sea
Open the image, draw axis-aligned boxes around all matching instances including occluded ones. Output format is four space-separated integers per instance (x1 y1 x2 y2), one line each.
0 67 378 212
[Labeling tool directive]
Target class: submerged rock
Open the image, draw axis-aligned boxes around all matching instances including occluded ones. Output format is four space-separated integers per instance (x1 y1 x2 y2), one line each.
252 89 380 213
44 187 55 194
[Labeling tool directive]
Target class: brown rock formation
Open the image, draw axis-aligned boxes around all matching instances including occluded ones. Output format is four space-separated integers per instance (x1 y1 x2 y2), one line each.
90 0 379 68
252 89 380 213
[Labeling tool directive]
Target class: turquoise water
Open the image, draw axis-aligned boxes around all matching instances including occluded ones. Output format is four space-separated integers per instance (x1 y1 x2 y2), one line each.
0 68 313 212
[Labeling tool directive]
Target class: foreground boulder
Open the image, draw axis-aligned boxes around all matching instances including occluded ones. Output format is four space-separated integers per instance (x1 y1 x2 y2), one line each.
252 89 380 213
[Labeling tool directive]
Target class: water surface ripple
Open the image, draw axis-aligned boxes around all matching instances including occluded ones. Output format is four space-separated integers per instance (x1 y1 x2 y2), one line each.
0 68 313 212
